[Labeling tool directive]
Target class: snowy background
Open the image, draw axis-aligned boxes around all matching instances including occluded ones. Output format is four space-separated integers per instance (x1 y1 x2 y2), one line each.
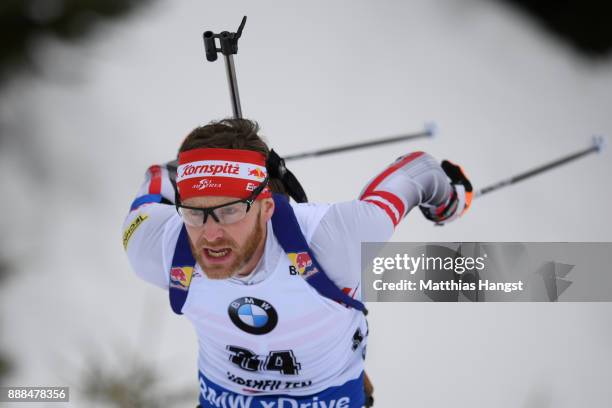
1 0 611 407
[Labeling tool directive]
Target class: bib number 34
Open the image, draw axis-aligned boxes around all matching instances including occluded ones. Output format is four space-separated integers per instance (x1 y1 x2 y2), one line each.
227 345 301 375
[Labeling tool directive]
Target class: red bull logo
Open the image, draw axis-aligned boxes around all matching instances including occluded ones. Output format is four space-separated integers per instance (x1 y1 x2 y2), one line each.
288 252 318 278
248 168 266 179
170 266 193 291
295 252 312 271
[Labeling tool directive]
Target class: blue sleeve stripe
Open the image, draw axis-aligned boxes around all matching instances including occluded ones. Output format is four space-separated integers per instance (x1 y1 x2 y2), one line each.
130 194 163 211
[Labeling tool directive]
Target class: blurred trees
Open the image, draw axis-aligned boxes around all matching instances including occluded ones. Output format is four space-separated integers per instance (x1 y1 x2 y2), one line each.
0 260 10 385
0 0 152 85
0 0 152 386
81 354 196 408
501 0 612 57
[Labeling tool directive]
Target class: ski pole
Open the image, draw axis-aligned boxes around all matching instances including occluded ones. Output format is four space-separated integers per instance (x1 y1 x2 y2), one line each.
284 124 436 161
203 16 247 118
202 17 309 203
475 135 606 198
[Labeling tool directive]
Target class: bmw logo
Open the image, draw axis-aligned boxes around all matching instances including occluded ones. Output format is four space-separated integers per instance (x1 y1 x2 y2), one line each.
228 297 278 335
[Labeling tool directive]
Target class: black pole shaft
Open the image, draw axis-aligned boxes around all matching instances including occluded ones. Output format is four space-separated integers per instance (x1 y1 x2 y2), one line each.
284 130 432 161
476 145 600 197
223 54 242 118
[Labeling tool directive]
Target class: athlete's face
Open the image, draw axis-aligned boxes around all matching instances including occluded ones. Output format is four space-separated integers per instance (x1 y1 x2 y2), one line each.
182 196 274 279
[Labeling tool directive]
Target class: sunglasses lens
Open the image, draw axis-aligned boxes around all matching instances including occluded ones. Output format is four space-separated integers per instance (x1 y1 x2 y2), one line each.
212 202 250 224
178 207 204 226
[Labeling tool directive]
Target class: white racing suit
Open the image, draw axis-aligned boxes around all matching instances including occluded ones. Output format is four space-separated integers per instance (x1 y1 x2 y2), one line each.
123 152 453 408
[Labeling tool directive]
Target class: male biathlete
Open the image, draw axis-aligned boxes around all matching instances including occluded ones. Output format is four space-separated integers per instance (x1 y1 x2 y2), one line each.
123 118 472 408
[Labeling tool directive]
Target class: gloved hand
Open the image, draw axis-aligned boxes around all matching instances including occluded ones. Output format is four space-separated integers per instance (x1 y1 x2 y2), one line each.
420 160 473 225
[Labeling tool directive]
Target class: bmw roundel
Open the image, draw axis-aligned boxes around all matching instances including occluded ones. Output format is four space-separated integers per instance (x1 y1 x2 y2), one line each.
228 297 278 335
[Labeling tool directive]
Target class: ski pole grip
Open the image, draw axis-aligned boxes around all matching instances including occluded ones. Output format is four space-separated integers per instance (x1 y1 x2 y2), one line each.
219 31 238 55
203 31 218 61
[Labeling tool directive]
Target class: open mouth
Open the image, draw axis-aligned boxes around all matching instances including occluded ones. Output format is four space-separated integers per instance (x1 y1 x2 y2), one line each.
203 248 232 261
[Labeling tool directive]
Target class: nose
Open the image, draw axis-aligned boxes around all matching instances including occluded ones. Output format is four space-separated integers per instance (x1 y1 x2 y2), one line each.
200 213 224 242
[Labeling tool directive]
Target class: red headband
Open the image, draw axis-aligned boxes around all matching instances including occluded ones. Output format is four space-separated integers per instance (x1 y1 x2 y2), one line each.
177 148 271 201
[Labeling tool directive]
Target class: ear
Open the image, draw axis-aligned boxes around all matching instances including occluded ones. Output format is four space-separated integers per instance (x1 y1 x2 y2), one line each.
260 197 275 222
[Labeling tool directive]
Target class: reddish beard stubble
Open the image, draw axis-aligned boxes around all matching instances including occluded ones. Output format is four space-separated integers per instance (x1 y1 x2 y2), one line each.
191 209 264 279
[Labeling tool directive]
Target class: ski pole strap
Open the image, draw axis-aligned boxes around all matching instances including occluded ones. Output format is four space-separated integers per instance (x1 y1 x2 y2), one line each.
266 149 308 203
271 193 368 315
169 225 196 314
